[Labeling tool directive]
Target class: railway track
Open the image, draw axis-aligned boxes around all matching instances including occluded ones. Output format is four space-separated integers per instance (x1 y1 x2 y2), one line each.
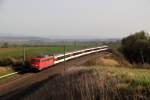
0 46 109 99
0 45 108 79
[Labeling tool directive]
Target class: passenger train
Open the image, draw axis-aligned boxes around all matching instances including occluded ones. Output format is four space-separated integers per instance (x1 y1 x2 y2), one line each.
30 46 108 71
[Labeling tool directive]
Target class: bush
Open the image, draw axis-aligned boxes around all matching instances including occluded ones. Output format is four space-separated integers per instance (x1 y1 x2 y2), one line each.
0 57 22 66
121 31 150 64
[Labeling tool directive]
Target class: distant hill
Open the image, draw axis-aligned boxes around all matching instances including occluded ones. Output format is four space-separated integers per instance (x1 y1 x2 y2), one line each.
0 35 120 45
0 36 52 43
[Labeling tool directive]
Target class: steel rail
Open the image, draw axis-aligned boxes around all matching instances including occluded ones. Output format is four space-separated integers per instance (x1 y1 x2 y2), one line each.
0 46 108 79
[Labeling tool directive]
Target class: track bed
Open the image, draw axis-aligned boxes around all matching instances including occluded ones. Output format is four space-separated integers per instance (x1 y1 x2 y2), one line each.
0 51 106 100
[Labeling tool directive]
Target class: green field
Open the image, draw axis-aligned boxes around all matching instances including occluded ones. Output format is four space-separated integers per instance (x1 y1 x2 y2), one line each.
0 45 89 58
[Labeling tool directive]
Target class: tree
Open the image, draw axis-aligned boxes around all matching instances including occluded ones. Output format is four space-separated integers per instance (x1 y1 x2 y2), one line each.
121 31 150 64
1 42 9 48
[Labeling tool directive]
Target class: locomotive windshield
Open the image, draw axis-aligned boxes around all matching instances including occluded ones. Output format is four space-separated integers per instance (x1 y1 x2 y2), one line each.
31 59 40 63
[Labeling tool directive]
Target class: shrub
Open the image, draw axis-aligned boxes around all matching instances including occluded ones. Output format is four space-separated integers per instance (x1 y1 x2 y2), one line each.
121 31 150 64
0 57 22 66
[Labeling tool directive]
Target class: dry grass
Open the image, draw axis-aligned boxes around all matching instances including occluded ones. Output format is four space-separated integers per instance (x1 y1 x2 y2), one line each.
21 66 150 100
96 56 119 66
23 67 121 100
81 52 150 100
0 66 14 76
83 53 121 67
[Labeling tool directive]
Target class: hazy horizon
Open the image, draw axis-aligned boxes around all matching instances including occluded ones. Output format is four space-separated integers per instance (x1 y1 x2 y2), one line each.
0 0 150 39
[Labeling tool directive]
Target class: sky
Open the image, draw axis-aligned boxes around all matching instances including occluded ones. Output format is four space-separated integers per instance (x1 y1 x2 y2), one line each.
0 0 150 39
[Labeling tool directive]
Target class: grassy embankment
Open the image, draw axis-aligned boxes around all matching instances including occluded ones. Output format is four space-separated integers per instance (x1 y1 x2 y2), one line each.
27 43 150 100
23 52 150 100
80 42 150 99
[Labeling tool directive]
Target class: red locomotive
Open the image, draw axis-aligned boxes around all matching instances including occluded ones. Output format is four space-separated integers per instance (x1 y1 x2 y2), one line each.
30 55 56 71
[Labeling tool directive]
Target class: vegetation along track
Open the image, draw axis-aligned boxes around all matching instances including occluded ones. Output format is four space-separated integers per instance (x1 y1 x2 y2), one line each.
0 47 109 100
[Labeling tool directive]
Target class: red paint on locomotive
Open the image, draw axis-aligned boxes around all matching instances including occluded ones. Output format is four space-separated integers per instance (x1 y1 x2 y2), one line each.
30 55 55 70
